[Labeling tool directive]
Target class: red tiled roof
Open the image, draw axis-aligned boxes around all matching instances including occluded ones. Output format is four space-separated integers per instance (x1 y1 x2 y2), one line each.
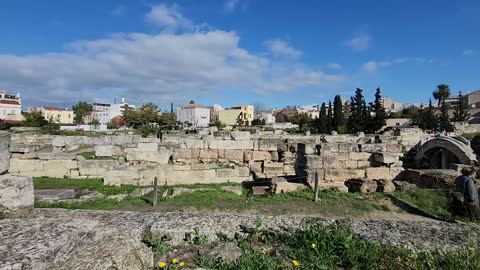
0 99 20 105
183 103 206 109
43 106 72 111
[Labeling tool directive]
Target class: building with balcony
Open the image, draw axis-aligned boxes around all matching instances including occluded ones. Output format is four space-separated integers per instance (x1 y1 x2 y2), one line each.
218 105 254 126
91 98 135 125
176 103 211 129
0 90 22 121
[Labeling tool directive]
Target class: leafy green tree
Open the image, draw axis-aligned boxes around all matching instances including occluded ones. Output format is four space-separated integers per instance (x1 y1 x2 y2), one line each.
290 113 311 133
400 106 420 119
347 88 369 133
332 95 344 132
415 99 438 130
370 87 387 133
327 101 332 133
88 118 100 129
438 99 453 132
319 103 327 133
72 101 93 124
22 109 48 127
159 112 176 127
453 91 470 122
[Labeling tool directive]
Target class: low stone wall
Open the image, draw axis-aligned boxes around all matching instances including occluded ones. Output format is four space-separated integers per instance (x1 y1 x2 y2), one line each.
5 130 425 186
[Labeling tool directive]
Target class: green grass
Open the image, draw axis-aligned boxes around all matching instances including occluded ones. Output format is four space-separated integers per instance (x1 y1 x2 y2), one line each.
393 189 452 220
157 222 480 270
35 197 151 210
76 151 114 160
33 177 138 196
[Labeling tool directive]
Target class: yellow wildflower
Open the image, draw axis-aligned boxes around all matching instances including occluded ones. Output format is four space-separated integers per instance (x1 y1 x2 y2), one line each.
179 262 185 267
469 247 476 252
172 258 178 264
292 260 299 267
311 243 316 249
158 261 167 268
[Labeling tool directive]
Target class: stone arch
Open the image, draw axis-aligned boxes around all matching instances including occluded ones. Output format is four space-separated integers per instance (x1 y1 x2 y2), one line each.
414 136 478 169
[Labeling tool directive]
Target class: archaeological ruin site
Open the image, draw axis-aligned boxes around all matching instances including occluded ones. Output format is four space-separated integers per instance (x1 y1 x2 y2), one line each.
1 127 479 269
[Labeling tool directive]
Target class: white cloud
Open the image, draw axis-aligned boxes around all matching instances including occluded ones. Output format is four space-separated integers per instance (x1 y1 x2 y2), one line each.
327 63 343 70
112 5 127 16
264 39 303 59
0 7 345 107
361 60 393 73
463 49 475 56
344 34 371 52
225 0 239 13
360 57 427 73
145 4 192 29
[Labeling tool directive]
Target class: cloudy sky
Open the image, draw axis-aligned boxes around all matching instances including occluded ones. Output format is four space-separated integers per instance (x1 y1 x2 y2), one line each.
0 0 479 110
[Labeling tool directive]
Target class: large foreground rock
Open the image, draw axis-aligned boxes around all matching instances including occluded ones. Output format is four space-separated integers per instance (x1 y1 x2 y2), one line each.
0 174 34 215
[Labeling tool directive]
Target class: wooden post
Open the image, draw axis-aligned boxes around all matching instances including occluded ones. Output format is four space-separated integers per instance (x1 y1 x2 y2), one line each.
314 171 319 203
153 177 158 207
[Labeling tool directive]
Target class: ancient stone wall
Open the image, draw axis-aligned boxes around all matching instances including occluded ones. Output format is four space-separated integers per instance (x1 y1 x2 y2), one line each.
5 130 425 186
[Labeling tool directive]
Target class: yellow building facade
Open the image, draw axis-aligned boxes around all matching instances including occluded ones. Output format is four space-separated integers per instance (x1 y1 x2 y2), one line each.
218 105 254 126
35 107 74 124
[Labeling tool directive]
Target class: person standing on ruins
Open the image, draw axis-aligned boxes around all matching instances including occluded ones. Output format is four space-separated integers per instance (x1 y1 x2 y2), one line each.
450 166 479 222
157 128 163 142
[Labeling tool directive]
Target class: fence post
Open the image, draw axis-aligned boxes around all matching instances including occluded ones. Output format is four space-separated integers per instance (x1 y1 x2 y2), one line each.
314 172 319 203
153 177 158 207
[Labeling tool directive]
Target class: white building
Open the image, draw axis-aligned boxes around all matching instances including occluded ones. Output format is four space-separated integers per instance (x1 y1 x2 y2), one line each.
258 111 276 124
210 104 224 124
297 104 320 119
176 103 211 129
92 98 136 125
0 90 22 121
382 97 404 113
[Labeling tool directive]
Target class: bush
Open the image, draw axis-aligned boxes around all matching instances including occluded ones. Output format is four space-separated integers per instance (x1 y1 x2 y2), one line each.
139 124 158 137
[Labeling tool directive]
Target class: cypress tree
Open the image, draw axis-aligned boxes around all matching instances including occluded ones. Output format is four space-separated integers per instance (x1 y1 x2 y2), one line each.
371 87 387 133
327 101 332 133
453 91 470 122
347 88 367 133
332 95 344 131
319 103 327 134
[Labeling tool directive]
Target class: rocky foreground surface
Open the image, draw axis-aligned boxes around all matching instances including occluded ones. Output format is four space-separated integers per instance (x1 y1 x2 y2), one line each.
0 209 479 270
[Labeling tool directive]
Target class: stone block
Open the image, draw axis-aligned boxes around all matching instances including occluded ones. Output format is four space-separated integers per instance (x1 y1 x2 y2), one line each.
297 143 316 154
322 156 343 169
318 182 349 193
344 160 359 169
283 165 296 175
34 189 76 201
365 167 403 180
0 174 34 214
375 179 396 193
250 186 270 196
264 162 284 177
270 151 279 162
324 169 365 183
79 160 114 177
221 185 243 195
9 159 45 173
275 182 307 194
209 140 254 150
0 131 11 174
372 153 399 165
386 144 403 153
191 163 217 170
173 164 192 171
37 152 77 160
306 156 323 169
137 143 159 152
258 139 279 151
127 148 173 164
94 145 113 157
234 166 250 177
345 178 378 193
230 131 250 141
362 144 386 153
224 149 244 161
216 168 235 178
45 160 78 170
357 160 370 168
251 151 271 161
199 149 218 160
338 143 357 152
349 152 372 161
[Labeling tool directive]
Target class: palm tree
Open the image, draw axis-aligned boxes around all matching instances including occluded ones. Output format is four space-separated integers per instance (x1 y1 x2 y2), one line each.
432 84 451 105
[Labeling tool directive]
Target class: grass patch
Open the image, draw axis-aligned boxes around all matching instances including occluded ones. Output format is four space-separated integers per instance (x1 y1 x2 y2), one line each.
33 177 138 196
393 189 451 220
76 151 114 160
35 197 150 210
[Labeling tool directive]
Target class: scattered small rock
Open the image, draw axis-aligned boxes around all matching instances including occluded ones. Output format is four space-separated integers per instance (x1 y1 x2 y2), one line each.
375 179 396 193
345 178 378 193
79 191 105 201
129 187 154 198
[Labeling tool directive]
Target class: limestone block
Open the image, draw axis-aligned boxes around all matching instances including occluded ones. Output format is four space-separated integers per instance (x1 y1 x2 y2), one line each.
127 148 173 164
191 163 217 170
216 168 235 178
45 160 78 170
349 152 372 161
234 166 250 177
375 179 396 193
345 178 378 193
209 140 254 150
297 143 316 154
258 139 279 151
199 149 218 160
230 131 250 141
322 156 343 169
338 143 357 153
224 149 244 161
79 160 114 177
52 136 66 147
244 150 253 161
173 164 191 171
386 144 403 153
34 189 75 201
9 159 45 173
264 162 284 177
372 153 399 165
181 139 204 149
283 165 296 175
270 151 279 162
104 168 141 186
324 169 365 183
0 174 34 214
357 160 370 168
0 131 10 174
191 148 200 159
362 144 386 153
251 151 271 161
37 152 77 160
95 145 113 157
366 167 402 180
137 142 158 152
344 160 359 169
318 182 349 193
173 149 192 160
275 182 307 194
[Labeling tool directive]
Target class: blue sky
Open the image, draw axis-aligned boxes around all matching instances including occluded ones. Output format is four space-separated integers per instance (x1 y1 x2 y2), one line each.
0 0 479 110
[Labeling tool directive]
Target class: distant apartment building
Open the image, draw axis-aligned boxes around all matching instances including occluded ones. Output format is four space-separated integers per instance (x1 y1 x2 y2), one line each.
29 107 74 124
381 97 404 113
297 104 320 119
218 105 254 126
258 111 276 124
210 104 224 124
91 98 135 125
176 103 211 129
0 90 22 121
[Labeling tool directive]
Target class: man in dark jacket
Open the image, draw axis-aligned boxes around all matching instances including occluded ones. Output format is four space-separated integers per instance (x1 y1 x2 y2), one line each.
451 166 479 222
